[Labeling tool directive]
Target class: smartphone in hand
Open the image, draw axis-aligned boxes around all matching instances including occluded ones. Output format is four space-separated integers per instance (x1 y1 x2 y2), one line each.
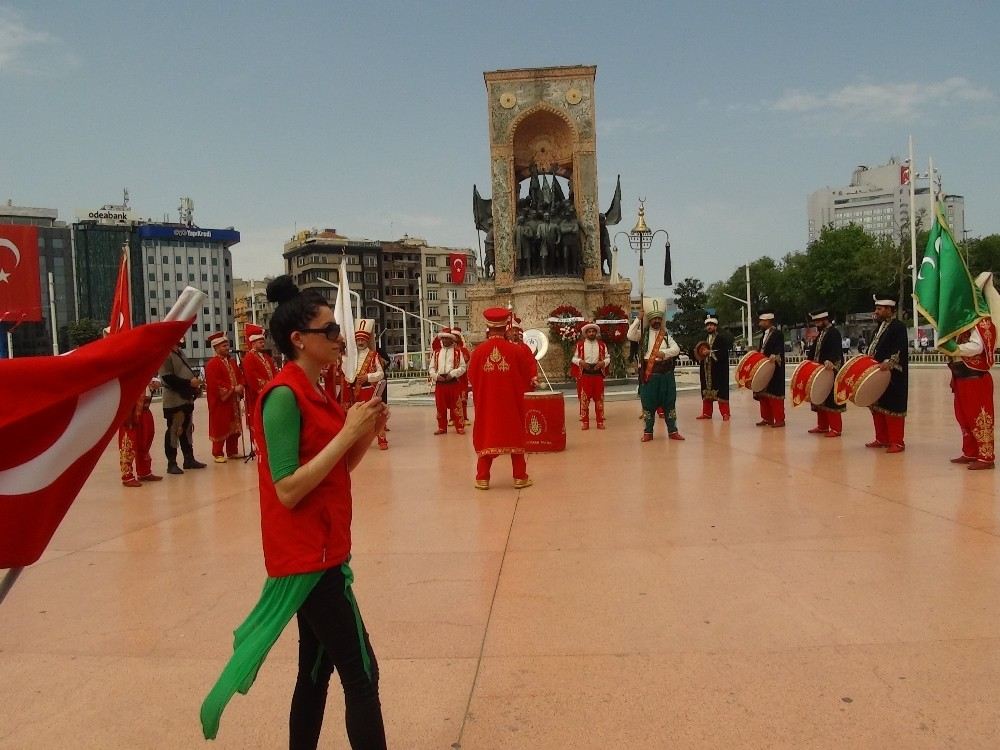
372 379 386 400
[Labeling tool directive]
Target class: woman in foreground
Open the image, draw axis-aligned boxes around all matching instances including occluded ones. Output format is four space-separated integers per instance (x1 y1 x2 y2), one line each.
202 275 389 749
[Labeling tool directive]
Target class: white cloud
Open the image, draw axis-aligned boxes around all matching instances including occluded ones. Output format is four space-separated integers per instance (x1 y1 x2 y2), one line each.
771 77 994 123
0 6 75 75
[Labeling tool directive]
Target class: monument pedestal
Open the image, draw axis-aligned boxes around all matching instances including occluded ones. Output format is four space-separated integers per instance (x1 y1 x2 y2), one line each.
468 276 631 379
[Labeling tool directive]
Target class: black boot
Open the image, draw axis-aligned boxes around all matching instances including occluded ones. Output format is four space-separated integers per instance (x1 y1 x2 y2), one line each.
183 457 207 469
167 463 184 475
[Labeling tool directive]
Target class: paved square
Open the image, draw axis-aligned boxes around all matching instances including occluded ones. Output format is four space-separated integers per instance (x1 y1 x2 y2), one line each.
1 370 998 749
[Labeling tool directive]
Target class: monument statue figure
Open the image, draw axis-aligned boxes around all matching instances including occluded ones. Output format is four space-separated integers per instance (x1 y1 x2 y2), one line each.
473 184 495 278
598 175 622 276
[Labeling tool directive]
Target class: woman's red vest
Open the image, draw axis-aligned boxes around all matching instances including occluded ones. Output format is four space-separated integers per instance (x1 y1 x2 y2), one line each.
253 361 352 578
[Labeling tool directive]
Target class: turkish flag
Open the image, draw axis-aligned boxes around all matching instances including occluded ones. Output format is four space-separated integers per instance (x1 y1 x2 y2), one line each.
0 319 191 567
108 248 132 333
0 224 42 323
449 253 468 284
900 165 911 186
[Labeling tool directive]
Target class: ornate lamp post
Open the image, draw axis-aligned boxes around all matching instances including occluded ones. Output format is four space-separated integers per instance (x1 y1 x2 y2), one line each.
614 199 670 304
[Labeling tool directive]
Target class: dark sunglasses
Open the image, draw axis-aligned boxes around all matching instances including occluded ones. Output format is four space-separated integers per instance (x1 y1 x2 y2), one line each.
297 322 341 341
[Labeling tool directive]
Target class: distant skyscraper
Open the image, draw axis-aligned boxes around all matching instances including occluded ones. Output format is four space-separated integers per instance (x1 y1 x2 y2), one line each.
807 157 965 244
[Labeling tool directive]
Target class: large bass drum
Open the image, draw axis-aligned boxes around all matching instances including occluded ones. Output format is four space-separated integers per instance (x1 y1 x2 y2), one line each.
790 360 835 406
735 351 775 392
834 354 890 407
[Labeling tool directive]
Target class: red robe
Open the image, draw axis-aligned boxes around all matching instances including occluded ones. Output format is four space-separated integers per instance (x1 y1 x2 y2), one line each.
242 350 277 426
205 355 245 443
468 335 532 456
517 341 538 385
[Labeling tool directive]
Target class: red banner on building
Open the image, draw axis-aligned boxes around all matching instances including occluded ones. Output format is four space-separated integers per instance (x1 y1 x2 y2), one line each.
0 224 42 323
900 165 910 186
449 253 468 284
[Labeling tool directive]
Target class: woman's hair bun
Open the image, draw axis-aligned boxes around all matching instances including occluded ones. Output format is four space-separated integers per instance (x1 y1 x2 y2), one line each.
266 275 299 305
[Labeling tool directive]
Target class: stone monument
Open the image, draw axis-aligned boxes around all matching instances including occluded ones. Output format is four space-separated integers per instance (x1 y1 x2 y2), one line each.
468 65 631 376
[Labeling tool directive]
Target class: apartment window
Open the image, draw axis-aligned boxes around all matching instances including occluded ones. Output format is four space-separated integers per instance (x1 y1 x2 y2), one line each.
215 307 221 316
162 273 169 281
446 273 453 283
203 307 210 315
188 256 194 263
427 290 439 301
428 307 438 317
365 272 377 284
224 258 230 267
189 273 195 281
212 257 218 265
202 273 208 282
175 255 181 263
393 270 404 279
176 273 183 281
425 257 437 267
150 307 157 316
201 257 207 265
364 255 377 267
213 274 219 282
147 256 154 264
148 272 155 281
426 273 437 284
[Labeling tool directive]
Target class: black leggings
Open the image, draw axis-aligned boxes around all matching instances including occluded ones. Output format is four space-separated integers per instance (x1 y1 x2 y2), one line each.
290 566 386 750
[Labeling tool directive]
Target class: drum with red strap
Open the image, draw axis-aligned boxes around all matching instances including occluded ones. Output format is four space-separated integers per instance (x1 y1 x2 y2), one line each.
834 354 890 407
790 360 835 406
735 351 776 393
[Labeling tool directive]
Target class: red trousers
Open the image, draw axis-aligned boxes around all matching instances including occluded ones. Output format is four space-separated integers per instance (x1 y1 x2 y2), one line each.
758 398 785 425
870 410 905 447
119 408 155 481
476 453 527 481
434 380 465 431
952 374 995 463
700 399 731 418
815 410 843 433
579 373 605 425
212 434 241 458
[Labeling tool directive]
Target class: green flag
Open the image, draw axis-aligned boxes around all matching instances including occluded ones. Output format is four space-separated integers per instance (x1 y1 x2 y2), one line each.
913 204 989 353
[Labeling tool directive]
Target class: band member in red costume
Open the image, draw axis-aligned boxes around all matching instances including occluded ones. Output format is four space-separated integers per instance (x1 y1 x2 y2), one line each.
947 272 999 470
205 331 246 462
571 321 610 429
468 307 534 490
350 319 388 450
242 324 277 453
428 328 467 435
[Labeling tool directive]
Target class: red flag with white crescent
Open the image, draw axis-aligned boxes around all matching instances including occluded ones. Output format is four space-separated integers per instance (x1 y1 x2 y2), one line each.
0 319 192 567
108 246 132 334
0 224 43 323
449 253 467 284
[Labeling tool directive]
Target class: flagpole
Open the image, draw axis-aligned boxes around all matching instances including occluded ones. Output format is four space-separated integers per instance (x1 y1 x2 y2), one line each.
48 272 59 355
908 135 919 345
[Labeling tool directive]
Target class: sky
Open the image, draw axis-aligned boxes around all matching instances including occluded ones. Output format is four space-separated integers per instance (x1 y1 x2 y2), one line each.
3 1 1000 301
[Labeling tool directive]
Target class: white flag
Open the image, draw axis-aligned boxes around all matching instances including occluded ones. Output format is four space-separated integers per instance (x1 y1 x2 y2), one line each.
334 257 358 382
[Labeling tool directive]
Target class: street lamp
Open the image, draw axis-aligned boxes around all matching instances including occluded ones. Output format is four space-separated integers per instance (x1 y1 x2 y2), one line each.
614 199 670 304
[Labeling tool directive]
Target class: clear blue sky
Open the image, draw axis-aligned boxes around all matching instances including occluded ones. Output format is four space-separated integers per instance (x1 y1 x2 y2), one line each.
3 1 999 300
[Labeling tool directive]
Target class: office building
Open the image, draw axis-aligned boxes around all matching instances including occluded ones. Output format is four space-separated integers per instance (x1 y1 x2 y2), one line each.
0 202 75 356
807 157 965 243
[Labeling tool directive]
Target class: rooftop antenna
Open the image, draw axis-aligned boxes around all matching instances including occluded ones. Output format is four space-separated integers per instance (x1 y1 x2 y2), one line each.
178 197 194 227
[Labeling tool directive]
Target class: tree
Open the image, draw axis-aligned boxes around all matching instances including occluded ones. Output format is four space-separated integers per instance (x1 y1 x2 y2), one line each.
68 318 103 348
966 234 1000 276
671 277 708 356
